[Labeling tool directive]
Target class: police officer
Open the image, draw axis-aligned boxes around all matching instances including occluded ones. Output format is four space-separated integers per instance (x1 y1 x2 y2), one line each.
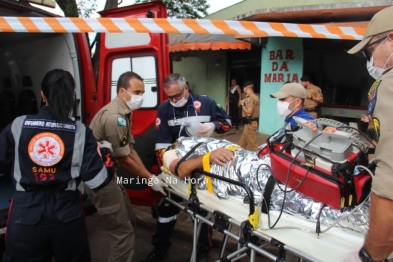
238 81 260 151
0 69 112 262
300 75 324 118
270 83 314 130
142 73 232 262
84 71 168 262
346 6 393 262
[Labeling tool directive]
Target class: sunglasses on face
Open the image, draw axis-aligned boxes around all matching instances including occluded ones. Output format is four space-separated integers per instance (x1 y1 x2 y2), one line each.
362 36 387 61
167 88 185 101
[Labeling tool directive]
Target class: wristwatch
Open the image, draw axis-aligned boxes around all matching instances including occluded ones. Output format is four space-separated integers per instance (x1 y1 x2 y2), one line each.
358 247 388 262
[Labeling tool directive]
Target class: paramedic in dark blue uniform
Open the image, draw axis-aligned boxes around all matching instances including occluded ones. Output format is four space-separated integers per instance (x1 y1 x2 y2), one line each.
270 82 314 130
142 73 232 262
0 69 112 262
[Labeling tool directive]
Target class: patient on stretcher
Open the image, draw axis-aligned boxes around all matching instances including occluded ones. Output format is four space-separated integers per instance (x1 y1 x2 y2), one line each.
161 136 371 235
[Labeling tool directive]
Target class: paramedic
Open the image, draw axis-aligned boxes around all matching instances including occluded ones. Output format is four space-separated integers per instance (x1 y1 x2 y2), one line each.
0 69 112 261
238 81 260 151
84 71 168 262
142 73 232 262
300 75 323 118
348 6 393 262
270 82 314 130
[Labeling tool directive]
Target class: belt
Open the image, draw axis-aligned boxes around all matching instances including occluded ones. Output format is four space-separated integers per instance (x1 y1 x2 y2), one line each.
245 118 258 124
305 108 317 112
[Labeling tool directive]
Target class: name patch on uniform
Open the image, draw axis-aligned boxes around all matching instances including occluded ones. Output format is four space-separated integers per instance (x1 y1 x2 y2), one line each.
23 120 76 132
118 117 127 126
367 80 381 115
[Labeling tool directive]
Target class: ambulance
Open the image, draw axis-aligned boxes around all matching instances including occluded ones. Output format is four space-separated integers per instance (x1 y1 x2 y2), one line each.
0 0 170 254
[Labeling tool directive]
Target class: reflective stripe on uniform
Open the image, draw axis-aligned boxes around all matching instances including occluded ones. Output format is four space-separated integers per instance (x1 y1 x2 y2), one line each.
158 215 178 223
167 115 211 127
11 116 27 191
156 143 172 150
66 122 86 191
84 165 108 190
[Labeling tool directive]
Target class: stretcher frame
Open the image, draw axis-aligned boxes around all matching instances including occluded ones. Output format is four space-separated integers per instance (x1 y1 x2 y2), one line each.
161 168 348 262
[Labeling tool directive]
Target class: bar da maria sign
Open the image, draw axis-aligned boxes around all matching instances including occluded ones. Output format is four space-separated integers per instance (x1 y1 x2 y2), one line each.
264 49 299 83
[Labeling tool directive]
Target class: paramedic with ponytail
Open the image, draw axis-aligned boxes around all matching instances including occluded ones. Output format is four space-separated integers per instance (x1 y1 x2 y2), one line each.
142 73 232 262
270 82 314 130
0 69 112 261
347 6 393 262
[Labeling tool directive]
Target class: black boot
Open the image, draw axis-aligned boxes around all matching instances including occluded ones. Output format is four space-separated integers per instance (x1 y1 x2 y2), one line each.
141 247 169 262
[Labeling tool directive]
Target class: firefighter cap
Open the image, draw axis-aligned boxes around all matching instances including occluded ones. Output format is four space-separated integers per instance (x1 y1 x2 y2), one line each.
270 83 306 99
348 6 393 55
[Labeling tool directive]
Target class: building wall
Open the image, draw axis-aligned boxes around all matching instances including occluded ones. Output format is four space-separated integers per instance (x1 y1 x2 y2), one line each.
259 37 304 135
172 51 228 107
206 0 388 19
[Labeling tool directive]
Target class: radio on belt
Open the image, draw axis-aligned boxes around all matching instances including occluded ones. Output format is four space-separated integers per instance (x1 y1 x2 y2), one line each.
291 116 354 170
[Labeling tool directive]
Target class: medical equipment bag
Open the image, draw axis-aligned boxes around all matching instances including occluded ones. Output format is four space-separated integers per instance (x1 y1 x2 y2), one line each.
259 118 372 210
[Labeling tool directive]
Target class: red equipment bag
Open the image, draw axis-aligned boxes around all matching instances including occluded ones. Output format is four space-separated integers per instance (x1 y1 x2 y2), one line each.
259 122 372 210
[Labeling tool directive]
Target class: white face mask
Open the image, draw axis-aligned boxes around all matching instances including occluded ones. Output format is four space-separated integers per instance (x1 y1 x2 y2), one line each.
366 37 393 80
170 95 188 107
367 55 386 80
277 99 298 118
123 88 144 111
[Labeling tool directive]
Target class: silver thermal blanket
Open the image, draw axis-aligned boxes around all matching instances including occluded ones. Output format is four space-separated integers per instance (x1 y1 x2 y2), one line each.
174 136 370 235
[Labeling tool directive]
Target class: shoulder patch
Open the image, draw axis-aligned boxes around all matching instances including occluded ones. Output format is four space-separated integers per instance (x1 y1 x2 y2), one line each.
367 80 381 115
117 117 127 127
216 103 222 108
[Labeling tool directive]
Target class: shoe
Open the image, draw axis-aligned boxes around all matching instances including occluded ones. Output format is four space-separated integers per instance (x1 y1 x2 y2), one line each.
140 249 168 262
196 246 210 262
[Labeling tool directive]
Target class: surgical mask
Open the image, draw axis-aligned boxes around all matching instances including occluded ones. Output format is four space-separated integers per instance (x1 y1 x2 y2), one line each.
366 37 392 79
367 56 386 80
123 88 144 111
170 96 188 107
276 99 298 118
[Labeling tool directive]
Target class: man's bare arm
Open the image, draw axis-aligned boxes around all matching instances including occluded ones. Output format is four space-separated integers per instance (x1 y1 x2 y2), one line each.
363 193 393 260
168 149 234 179
312 88 324 103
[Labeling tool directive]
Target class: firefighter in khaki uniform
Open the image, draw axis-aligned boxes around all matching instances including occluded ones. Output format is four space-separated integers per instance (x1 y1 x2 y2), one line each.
301 75 323 118
238 81 260 151
346 6 393 261
84 72 168 262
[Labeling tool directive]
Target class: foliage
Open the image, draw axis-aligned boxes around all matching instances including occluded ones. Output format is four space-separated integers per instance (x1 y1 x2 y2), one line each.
77 0 97 18
56 0 97 17
135 0 210 19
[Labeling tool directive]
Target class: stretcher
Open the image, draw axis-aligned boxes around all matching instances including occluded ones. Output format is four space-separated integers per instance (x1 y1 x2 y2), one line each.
161 169 365 262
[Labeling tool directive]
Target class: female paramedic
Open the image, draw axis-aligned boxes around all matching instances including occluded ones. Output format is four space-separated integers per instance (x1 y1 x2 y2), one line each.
0 69 113 262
